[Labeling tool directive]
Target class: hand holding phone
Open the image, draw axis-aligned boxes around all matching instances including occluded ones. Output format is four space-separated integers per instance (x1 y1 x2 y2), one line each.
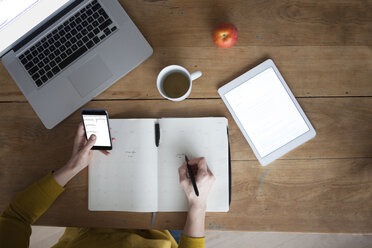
81 109 112 150
53 122 113 187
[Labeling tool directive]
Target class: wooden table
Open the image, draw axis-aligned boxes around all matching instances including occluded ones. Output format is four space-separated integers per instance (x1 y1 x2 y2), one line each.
0 0 371 233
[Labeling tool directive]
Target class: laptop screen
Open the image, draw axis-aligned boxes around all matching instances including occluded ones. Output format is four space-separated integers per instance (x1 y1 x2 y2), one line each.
0 0 71 54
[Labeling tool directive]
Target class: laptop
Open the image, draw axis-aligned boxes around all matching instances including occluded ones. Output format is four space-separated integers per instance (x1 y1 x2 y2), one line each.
0 0 153 129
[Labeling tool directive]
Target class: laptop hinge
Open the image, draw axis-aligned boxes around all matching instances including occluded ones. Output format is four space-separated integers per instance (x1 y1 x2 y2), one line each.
13 0 85 53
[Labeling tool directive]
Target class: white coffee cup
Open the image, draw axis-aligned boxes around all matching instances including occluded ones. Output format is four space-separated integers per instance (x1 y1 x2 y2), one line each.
157 65 202 101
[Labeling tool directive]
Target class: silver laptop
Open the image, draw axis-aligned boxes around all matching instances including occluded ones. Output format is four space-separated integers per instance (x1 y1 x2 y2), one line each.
0 0 153 129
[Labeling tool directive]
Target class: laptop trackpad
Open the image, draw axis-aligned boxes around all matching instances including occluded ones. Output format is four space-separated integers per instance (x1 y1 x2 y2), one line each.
68 56 113 98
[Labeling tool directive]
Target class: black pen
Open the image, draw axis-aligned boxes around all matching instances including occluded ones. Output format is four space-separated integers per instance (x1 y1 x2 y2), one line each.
185 155 199 197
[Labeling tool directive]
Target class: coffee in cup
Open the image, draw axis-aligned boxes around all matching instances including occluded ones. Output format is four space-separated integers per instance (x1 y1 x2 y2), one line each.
157 65 202 101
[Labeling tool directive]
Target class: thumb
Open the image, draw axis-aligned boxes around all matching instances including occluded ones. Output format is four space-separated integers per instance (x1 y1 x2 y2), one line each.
83 134 96 152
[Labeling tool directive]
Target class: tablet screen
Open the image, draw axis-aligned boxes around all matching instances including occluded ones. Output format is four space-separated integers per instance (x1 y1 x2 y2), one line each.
225 67 309 157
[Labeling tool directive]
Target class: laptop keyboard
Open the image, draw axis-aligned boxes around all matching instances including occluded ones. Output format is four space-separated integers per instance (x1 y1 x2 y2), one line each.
18 0 118 88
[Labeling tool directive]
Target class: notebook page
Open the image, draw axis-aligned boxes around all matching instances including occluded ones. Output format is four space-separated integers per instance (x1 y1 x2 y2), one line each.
225 67 309 157
89 119 158 212
157 118 229 212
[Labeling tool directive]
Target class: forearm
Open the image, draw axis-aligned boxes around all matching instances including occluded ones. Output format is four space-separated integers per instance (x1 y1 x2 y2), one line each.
182 206 206 238
53 162 82 187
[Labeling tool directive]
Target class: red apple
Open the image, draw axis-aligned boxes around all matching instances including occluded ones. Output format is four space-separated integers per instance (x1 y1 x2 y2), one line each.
212 22 238 48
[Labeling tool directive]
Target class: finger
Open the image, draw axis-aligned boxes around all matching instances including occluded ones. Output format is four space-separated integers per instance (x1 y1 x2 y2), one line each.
178 162 188 182
187 157 204 166
73 123 87 153
75 123 86 143
76 123 85 136
112 137 116 142
83 134 96 152
100 150 111 156
207 167 214 176
196 157 208 173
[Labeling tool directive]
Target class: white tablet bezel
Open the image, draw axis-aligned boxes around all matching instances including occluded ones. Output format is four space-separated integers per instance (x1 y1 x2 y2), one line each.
218 59 316 166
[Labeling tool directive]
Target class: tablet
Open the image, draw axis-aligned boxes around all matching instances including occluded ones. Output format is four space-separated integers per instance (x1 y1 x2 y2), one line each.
218 59 316 166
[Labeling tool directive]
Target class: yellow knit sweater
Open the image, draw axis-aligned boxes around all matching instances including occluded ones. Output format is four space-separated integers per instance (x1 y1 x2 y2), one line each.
0 173 204 248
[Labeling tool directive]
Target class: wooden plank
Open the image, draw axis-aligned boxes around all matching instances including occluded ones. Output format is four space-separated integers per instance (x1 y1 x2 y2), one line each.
0 98 370 176
120 0 372 47
2 159 371 233
0 99 371 231
155 159 372 233
1 46 372 101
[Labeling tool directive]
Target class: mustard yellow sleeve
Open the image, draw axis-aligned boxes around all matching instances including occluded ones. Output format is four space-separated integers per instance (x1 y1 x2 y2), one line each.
178 234 205 248
0 172 65 248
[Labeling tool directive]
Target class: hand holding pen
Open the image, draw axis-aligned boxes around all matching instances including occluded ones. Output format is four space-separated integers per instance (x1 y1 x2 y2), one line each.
185 155 199 196
178 157 215 211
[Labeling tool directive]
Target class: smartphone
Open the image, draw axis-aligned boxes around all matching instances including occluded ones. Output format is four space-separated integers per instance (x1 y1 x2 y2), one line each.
81 109 112 150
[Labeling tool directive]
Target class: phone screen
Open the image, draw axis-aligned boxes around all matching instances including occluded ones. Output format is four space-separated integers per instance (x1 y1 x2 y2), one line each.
82 114 111 148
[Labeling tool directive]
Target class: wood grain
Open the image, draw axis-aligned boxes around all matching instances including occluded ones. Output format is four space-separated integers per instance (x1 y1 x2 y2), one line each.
0 98 370 173
120 0 372 47
0 98 371 232
7 159 371 233
1 46 372 101
158 159 372 233
0 0 371 234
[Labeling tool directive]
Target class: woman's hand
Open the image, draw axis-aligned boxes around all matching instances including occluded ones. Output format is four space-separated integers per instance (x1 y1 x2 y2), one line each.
178 157 215 238
68 123 113 172
53 123 114 187
179 157 215 211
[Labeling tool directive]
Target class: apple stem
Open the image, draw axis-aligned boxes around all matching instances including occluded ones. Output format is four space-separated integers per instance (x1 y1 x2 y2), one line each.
223 34 227 39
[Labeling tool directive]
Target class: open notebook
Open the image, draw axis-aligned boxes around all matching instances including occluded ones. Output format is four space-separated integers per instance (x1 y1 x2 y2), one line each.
89 117 230 212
